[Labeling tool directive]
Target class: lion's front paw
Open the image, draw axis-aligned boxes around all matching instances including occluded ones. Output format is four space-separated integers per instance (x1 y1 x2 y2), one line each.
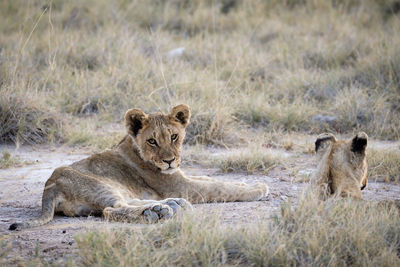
142 203 173 223
163 198 193 214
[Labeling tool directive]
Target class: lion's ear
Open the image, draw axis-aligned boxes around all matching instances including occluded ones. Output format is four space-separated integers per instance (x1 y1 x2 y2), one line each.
315 133 336 153
351 132 368 154
169 104 190 127
125 108 148 136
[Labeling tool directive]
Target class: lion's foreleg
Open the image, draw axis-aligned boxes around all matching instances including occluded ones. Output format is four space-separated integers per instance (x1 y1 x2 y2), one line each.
104 198 191 223
103 202 173 223
181 177 268 203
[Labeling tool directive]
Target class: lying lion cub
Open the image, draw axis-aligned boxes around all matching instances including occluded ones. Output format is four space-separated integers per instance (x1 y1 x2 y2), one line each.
313 132 368 199
10 104 268 230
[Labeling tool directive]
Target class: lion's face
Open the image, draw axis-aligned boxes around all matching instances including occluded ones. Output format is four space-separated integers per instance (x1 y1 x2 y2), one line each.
314 132 368 199
124 104 190 174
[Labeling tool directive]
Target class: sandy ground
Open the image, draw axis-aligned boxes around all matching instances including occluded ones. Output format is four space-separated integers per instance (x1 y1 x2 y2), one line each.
0 142 399 264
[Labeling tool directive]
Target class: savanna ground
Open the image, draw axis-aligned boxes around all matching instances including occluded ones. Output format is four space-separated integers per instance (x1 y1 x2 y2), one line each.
0 0 400 265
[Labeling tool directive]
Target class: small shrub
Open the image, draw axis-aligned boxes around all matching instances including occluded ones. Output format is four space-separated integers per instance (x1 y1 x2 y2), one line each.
0 90 64 145
185 110 238 146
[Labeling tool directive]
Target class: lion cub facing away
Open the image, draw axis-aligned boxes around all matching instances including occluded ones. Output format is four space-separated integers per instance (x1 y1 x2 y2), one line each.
9 104 268 230
313 132 368 199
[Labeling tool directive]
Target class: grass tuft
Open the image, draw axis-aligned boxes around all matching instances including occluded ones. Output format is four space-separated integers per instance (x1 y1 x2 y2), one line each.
215 146 282 174
368 148 400 183
0 90 64 145
0 151 22 169
185 110 237 146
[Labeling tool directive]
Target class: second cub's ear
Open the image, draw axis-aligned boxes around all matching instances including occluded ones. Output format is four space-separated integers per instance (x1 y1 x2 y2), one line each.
351 132 368 153
315 133 337 153
169 104 191 127
125 108 148 137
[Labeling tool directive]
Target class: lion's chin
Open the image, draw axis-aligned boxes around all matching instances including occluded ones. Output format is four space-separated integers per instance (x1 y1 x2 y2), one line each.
161 168 179 175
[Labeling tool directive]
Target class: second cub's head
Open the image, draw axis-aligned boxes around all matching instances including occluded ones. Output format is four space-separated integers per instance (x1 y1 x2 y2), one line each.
124 104 190 174
314 132 368 199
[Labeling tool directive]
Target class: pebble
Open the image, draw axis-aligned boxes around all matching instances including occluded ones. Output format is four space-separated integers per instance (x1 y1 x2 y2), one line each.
166 47 185 58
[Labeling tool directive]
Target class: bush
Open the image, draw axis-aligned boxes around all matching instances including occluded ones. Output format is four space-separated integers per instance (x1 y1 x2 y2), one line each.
0 90 64 145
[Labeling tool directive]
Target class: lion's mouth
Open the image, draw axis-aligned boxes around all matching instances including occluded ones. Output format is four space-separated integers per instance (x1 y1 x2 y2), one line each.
161 167 178 175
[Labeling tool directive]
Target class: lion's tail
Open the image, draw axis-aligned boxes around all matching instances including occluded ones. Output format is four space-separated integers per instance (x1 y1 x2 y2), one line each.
9 183 56 231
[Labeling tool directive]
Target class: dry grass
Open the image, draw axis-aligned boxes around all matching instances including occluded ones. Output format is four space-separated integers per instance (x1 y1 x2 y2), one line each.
215 146 282 174
64 119 125 151
0 241 12 266
182 145 282 174
0 150 34 169
69 194 400 266
368 148 400 183
0 151 22 169
0 90 64 146
1 0 400 148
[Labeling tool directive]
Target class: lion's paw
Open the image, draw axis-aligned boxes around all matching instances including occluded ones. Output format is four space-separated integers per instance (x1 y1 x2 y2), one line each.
163 198 193 214
142 203 173 223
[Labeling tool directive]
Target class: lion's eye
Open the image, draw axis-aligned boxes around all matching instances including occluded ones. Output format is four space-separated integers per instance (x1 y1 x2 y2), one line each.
147 138 157 146
171 134 178 142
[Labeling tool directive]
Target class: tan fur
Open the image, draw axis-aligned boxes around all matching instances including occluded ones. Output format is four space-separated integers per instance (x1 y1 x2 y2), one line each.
9 104 268 230
312 132 368 199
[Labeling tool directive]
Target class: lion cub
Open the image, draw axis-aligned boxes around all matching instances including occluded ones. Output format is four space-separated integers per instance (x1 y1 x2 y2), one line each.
312 132 368 199
9 104 268 230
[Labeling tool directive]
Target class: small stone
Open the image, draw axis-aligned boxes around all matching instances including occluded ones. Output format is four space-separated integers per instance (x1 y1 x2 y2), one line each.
166 47 185 59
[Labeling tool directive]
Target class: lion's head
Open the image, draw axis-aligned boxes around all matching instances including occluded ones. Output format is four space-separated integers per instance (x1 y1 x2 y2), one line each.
313 132 368 199
124 104 190 174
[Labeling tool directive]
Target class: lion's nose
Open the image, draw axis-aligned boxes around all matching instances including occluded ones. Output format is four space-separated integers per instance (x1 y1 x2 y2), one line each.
163 158 175 165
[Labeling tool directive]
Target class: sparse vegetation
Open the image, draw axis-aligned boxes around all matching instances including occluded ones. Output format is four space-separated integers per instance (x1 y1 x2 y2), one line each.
0 150 26 169
1 0 400 147
215 146 281 174
0 90 64 145
64 119 124 151
0 241 12 266
182 145 282 174
72 195 400 266
368 148 400 183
